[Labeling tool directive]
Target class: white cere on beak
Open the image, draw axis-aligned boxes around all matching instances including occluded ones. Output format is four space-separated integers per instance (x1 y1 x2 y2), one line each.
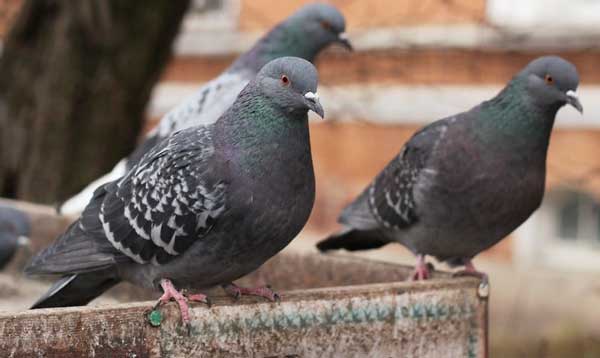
338 32 348 41
566 90 579 100
304 92 319 100
17 236 31 247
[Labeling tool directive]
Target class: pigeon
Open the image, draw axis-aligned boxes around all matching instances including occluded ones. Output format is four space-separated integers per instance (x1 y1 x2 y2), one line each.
59 3 351 215
0 203 31 270
26 57 324 326
317 56 583 282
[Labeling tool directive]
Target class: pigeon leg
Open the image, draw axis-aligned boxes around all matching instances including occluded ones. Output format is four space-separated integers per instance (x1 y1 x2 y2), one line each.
154 279 211 328
452 260 489 286
410 254 431 281
154 279 192 325
222 283 281 301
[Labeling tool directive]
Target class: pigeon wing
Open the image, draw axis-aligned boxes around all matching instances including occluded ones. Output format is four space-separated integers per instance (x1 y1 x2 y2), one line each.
367 120 450 230
101 126 228 265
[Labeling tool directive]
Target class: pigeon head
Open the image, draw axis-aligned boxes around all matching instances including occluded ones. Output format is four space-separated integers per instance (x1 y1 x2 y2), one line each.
0 223 24 270
233 3 351 73
0 205 31 269
288 3 352 51
257 57 324 118
520 56 583 114
0 204 31 238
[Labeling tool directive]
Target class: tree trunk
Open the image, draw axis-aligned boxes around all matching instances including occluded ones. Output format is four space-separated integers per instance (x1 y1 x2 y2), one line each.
0 0 190 204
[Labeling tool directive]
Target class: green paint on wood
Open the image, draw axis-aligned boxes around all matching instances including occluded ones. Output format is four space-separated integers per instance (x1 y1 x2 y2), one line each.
148 310 163 327
178 299 477 339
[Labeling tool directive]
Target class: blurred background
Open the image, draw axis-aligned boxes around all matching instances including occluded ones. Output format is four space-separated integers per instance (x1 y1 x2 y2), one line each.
0 0 599 356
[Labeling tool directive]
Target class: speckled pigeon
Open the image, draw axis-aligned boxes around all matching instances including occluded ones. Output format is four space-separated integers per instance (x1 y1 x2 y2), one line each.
317 56 583 282
27 57 323 325
59 3 351 215
0 203 31 270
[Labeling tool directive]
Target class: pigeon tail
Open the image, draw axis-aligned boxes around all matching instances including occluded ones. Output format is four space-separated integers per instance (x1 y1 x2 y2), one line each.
316 229 388 252
30 271 120 309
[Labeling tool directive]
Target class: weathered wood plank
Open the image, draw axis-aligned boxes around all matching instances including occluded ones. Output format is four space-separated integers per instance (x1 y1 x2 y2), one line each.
0 303 160 358
0 278 487 357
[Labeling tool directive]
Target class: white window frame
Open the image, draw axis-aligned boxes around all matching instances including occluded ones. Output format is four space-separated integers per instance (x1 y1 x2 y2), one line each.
515 189 600 272
487 0 600 30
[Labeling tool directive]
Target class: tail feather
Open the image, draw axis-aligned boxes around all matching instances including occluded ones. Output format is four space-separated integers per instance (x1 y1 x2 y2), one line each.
31 272 120 309
27 183 126 276
316 229 388 252
24 220 120 276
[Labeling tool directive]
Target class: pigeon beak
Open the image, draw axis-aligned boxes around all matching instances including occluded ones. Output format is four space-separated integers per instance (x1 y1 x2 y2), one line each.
336 32 353 51
566 90 583 114
16 235 32 255
17 235 31 247
304 92 324 118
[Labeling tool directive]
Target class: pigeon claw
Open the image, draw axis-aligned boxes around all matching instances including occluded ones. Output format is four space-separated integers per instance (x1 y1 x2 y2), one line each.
272 291 282 302
188 293 211 307
452 260 490 299
154 279 211 329
155 279 192 325
409 254 431 281
223 283 243 300
223 283 281 302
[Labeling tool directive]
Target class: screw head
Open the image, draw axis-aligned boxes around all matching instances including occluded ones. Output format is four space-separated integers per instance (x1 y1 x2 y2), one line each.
477 282 490 299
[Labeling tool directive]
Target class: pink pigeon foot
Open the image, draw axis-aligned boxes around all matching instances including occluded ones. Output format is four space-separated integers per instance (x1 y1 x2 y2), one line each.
153 279 211 328
410 254 431 281
452 259 489 286
223 283 281 301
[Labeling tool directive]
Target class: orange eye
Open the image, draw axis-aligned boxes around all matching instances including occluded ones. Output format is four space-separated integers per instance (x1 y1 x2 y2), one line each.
321 21 333 31
545 74 554 85
281 75 290 86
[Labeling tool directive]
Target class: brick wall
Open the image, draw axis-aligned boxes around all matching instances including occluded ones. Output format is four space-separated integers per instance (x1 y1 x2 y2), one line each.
0 0 21 36
238 0 486 30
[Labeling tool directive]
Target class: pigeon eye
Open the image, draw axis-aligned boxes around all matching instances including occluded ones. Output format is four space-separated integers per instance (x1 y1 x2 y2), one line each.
545 74 554 85
321 21 333 31
280 75 290 86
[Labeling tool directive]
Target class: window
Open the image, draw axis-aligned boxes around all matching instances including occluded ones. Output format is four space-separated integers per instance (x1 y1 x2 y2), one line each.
487 0 600 29
555 190 600 247
519 188 600 271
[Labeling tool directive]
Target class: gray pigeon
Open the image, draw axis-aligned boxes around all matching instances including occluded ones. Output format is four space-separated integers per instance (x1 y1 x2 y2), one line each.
317 56 583 282
0 203 31 269
59 3 351 215
26 57 323 325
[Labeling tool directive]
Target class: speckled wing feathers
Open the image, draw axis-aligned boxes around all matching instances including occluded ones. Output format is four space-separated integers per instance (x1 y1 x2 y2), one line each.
366 121 449 230
99 127 227 265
